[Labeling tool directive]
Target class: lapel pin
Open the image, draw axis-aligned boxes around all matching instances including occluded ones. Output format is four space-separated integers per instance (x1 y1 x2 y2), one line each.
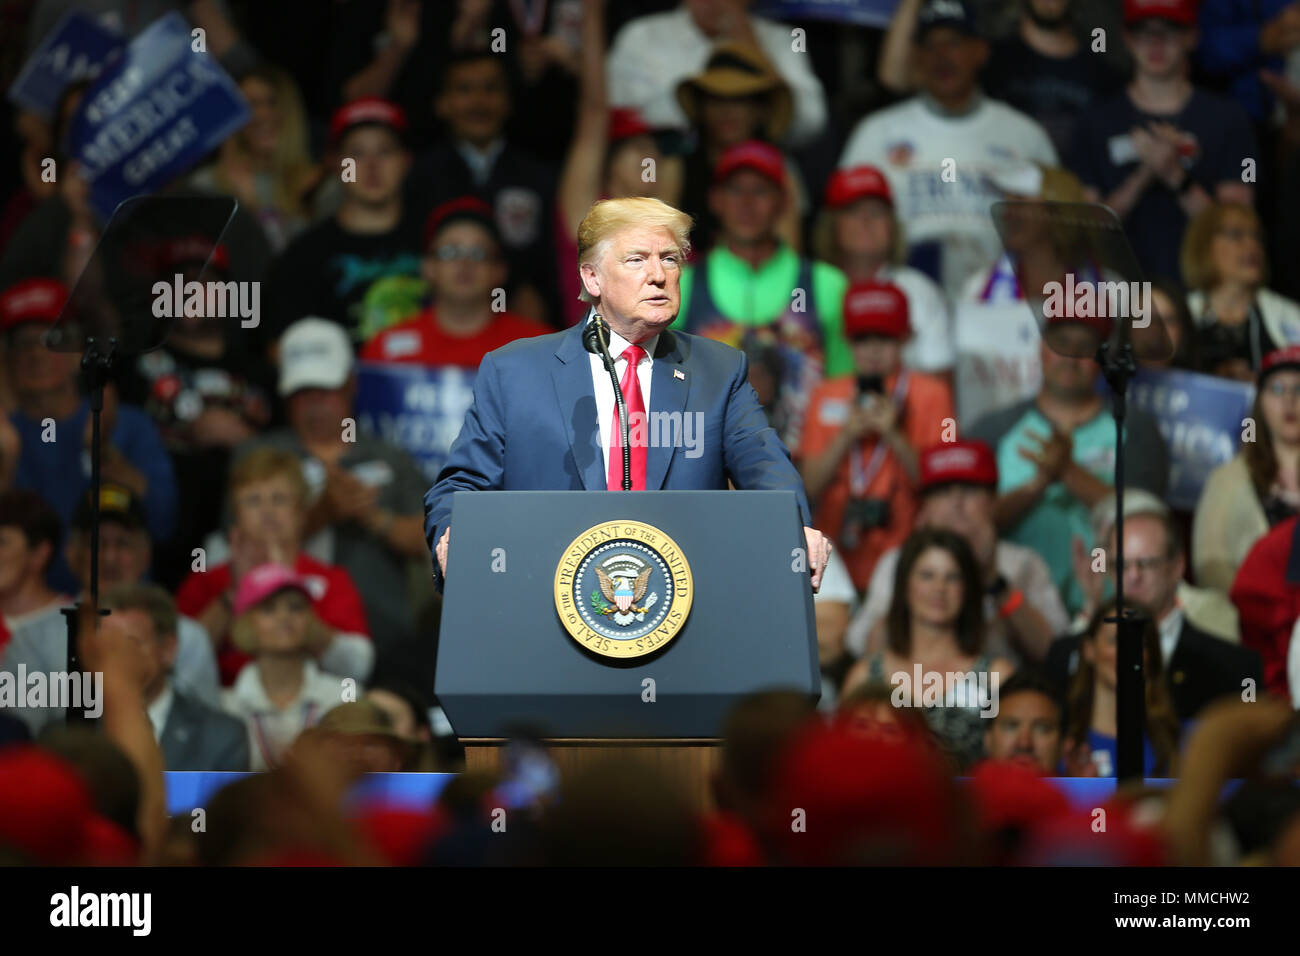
674 369 685 380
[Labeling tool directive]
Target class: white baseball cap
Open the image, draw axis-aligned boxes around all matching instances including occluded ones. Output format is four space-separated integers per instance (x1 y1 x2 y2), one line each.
278 318 354 397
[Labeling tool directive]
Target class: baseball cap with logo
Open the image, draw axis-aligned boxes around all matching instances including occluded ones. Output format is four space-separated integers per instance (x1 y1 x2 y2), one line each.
232 562 312 616
825 165 893 209
1123 0 1197 27
0 278 67 332
329 97 408 147
916 0 976 39
919 440 998 492
714 140 786 187
277 318 354 396
73 483 147 534
842 281 910 340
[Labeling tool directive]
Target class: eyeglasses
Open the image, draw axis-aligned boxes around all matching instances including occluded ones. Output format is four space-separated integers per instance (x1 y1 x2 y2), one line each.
432 245 493 262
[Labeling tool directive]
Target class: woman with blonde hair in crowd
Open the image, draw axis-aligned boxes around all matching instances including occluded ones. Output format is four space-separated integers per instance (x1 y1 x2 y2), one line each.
222 563 344 771
190 64 321 251
1181 201 1300 382
1063 600 1182 777
811 165 952 377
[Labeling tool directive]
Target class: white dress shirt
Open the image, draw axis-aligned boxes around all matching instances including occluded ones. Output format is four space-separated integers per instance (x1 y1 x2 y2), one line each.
222 660 343 771
146 684 174 742
455 138 505 186
587 319 658 483
1157 606 1184 668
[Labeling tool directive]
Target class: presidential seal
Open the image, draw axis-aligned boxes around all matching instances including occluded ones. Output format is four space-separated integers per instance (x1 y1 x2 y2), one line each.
554 520 693 661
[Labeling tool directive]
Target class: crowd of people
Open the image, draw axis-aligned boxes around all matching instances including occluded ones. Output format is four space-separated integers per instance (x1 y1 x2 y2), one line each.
1 0 1300 866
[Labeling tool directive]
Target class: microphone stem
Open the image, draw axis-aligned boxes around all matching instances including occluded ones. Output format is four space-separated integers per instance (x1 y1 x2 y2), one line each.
594 319 632 491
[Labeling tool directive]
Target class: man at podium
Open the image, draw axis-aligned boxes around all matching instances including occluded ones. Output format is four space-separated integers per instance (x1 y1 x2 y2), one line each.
424 197 831 590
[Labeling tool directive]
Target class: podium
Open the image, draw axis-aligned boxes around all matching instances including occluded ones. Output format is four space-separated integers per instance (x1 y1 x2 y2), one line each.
436 490 819 808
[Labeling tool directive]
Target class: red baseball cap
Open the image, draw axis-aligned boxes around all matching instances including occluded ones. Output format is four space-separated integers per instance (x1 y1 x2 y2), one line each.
1260 345 1300 385
0 278 67 331
422 196 498 252
0 747 138 865
329 97 408 146
843 280 910 340
232 562 312 616
825 165 893 208
919 440 998 491
714 140 786 187
608 107 654 144
1123 0 1197 27
766 719 959 865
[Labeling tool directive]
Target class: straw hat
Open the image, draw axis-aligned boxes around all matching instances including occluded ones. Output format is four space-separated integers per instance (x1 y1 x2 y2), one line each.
676 42 793 143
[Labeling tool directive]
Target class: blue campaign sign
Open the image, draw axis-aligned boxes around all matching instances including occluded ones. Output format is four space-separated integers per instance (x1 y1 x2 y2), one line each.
66 11 250 223
1127 366 1254 511
753 0 899 27
354 361 478 483
7 9 123 118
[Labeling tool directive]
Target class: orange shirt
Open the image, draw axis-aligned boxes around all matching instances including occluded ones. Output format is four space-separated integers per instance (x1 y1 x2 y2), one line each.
799 371 955 591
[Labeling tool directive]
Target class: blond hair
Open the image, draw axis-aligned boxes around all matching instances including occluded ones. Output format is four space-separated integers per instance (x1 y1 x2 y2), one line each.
812 201 907 267
576 197 694 304
1180 202 1266 292
228 447 309 508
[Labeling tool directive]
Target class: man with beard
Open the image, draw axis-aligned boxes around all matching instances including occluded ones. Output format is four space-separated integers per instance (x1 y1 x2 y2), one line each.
982 669 1066 774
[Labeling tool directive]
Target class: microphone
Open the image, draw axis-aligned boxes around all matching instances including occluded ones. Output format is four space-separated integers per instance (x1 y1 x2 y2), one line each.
583 311 631 490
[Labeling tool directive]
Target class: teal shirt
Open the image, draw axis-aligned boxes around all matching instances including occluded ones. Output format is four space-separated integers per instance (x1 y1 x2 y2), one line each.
994 406 1123 616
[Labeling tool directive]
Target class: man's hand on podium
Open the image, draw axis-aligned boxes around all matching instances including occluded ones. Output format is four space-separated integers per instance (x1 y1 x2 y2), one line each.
804 526 831 594
436 526 450 576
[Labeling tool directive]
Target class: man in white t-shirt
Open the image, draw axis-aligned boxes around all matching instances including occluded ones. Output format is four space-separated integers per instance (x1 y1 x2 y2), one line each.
606 0 828 146
837 0 1058 299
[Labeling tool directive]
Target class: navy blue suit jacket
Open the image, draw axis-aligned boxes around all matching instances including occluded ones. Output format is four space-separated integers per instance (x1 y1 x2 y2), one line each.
423 322 811 575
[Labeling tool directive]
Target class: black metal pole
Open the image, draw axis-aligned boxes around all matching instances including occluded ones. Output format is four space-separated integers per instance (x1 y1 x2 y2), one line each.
65 338 114 724
1100 341 1145 781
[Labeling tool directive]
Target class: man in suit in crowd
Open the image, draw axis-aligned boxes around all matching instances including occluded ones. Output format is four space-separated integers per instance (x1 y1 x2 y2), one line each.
1047 507 1261 721
425 196 831 589
100 584 248 773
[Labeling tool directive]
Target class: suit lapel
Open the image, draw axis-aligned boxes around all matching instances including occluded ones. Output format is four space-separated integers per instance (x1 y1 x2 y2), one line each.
552 323 606 491
646 331 690 491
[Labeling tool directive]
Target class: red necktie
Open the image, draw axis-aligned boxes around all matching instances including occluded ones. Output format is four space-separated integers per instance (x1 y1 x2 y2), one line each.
607 344 647 490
